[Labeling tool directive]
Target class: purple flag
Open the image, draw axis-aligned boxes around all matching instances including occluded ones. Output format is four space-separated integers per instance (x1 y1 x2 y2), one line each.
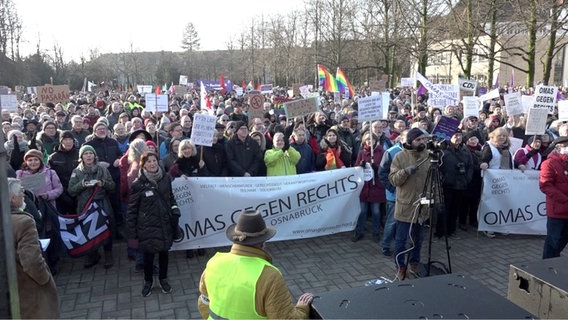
417 85 427 96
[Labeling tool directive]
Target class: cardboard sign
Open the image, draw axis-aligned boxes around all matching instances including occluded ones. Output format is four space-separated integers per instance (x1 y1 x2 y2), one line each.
462 96 479 118
172 85 188 96
292 84 301 97
400 77 415 87
558 100 568 121
358 95 383 121
191 113 217 146
283 97 319 118
504 91 523 116
179 75 188 85
458 78 477 92
144 94 169 112
248 94 265 124
533 84 558 114
525 108 549 135
369 79 381 91
0 94 18 112
36 85 70 103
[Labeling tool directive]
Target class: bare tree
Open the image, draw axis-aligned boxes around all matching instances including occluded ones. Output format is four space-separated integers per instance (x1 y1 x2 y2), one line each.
181 22 201 51
0 0 22 60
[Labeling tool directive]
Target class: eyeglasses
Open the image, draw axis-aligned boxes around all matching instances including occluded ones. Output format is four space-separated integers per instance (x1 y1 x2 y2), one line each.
221 119 229 122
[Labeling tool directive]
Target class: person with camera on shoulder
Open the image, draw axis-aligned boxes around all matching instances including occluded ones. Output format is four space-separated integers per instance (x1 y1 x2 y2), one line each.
388 128 431 280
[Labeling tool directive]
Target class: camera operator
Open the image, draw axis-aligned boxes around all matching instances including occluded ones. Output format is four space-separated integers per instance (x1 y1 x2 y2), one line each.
436 129 473 240
389 128 430 280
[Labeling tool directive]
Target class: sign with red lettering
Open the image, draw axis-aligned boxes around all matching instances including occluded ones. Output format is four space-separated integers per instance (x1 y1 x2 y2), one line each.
36 85 70 103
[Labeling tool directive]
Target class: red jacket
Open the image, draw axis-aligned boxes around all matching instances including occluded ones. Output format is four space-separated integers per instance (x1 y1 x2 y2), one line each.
539 152 568 219
355 143 386 203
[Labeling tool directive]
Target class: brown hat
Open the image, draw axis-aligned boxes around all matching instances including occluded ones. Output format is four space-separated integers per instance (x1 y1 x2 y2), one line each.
24 149 43 162
226 210 276 245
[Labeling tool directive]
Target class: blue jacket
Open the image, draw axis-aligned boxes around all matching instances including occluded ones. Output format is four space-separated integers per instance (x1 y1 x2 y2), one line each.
291 141 315 174
378 142 402 202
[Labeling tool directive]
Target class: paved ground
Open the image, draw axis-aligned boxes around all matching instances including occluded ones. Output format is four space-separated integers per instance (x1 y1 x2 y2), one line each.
54 224 545 319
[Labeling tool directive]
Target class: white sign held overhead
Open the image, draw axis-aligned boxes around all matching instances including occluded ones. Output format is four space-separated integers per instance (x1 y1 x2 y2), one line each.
458 78 477 92
0 94 18 112
179 75 188 85
358 95 383 121
144 94 169 112
191 114 217 147
525 108 549 135
137 85 153 94
382 92 391 119
477 88 500 102
533 84 558 114
400 77 415 87
283 97 319 118
429 84 459 108
462 96 479 118
558 100 568 121
504 91 523 116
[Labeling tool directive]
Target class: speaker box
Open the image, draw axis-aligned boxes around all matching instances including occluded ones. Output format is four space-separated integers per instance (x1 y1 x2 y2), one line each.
508 256 568 319
311 273 535 319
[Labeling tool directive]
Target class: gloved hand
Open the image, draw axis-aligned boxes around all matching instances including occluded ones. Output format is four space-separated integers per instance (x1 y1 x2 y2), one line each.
526 150 537 158
282 140 290 151
360 160 367 168
404 165 417 175
12 134 19 151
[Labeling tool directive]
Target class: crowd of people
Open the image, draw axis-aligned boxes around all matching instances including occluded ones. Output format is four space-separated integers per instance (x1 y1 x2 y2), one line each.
4 84 568 317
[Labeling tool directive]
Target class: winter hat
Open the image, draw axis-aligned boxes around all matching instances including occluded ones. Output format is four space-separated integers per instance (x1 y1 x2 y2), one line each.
79 144 97 159
406 127 425 143
97 117 110 127
23 149 43 162
82 117 91 124
340 115 349 123
226 209 276 245
129 129 152 142
42 121 57 131
59 130 75 143
93 121 107 131
144 118 155 127
234 121 247 131
145 140 157 148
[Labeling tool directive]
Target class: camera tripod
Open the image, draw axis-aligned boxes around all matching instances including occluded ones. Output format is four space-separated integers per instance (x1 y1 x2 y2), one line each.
416 150 452 277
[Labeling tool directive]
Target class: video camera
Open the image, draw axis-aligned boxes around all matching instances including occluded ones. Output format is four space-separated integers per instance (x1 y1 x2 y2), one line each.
426 135 448 153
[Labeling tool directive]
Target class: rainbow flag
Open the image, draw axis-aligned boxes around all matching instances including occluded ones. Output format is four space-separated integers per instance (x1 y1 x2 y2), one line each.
317 64 339 92
336 67 354 98
246 81 254 90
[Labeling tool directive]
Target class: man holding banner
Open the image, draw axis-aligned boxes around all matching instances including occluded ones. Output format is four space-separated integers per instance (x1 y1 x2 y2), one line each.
539 136 568 259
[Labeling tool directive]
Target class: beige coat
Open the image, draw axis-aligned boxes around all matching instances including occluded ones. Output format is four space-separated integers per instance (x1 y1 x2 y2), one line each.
388 148 431 223
12 211 60 319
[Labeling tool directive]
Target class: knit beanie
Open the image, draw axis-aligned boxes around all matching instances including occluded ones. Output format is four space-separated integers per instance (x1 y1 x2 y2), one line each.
23 149 44 162
93 121 107 131
59 130 75 143
42 121 57 131
406 128 425 143
79 145 97 159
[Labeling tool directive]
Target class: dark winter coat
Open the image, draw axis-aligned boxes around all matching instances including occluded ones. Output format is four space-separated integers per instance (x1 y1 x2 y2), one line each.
48 144 80 190
85 136 123 181
315 137 352 171
355 143 387 203
225 135 263 176
202 142 229 176
440 144 473 190
127 171 179 253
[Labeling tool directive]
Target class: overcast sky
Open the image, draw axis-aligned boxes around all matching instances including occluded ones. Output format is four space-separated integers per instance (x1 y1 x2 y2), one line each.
15 0 305 62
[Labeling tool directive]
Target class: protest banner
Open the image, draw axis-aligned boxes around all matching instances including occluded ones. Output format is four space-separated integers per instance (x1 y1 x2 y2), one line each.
504 91 523 116
191 113 217 147
533 84 558 114
478 169 546 235
36 85 70 103
462 96 479 118
0 94 18 112
170 168 364 250
429 84 460 109
283 97 319 118
558 100 568 121
144 93 169 112
525 108 549 135
179 75 188 85
357 95 383 121
458 78 477 93
400 77 415 87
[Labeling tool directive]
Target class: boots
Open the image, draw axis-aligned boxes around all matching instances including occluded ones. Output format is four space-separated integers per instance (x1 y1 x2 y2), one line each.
104 250 114 269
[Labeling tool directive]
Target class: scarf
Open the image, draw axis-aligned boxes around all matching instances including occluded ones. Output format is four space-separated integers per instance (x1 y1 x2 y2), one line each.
143 166 163 183
325 146 344 170
499 147 512 169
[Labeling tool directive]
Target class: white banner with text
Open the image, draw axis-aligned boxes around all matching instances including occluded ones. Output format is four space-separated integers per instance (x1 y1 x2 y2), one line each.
171 168 364 250
478 169 546 235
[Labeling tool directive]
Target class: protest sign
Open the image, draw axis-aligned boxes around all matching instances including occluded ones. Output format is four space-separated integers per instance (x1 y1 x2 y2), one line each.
190 113 217 147
259 84 273 94
458 78 477 92
36 85 70 103
525 107 549 135
248 94 265 123
462 96 479 118
477 88 500 102
429 84 459 109
137 85 153 94
521 95 534 114
533 84 558 113
400 77 415 87
357 95 383 121
20 172 47 194
509 137 523 156
431 116 460 141
504 91 523 116
171 168 364 250
283 97 319 118
558 100 568 121
478 169 546 235
0 94 18 112
144 94 169 112
179 75 188 85
172 85 188 96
